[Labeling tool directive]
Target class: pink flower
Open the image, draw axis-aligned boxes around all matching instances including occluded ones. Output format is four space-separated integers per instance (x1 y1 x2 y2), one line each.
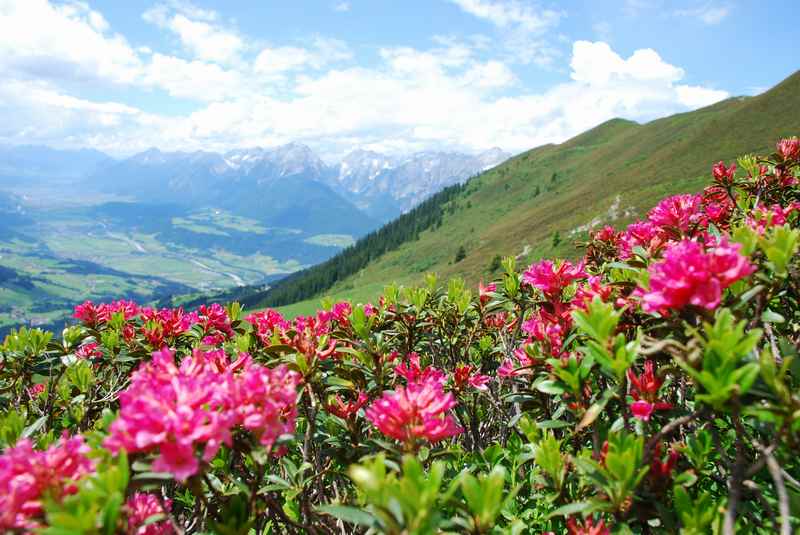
712 161 736 186
73 300 140 328
453 365 490 391
777 137 800 161
498 346 540 378
635 239 755 314
497 359 519 378
75 341 103 359
126 493 174 535
105 347 299 480
139 307 197 347
247 309 290 345
566 516 611 535
618 220 663 259
522 307 571 355
331 301 352 322
647 194 706 236
630 400 655 421
326 392 368 420
73 300 104 328
228 360 301 450
363 303 378 317
28 383 46 397
196 304 233 338
106 300 140 321
522 259 587 298
573 275 613 308
627 361 671 420
593 225 619 244
0 434 94 530
365 381 463 447
478 281 496 304
747 202 800 233
394 353 446 386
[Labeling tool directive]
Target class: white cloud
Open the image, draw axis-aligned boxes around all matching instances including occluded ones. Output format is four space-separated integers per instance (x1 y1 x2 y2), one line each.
0 0 142 84
254 37 352 75
570 42 684 85
676 85 729 107
142 53 244 101
674 4 730 25
143 2 243 64
0 1 731 160
447 0 563 66
333 1 350 12
448 0 561 32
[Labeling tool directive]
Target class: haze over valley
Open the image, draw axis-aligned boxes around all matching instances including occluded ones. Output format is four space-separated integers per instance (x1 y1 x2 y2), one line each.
0 141 507 332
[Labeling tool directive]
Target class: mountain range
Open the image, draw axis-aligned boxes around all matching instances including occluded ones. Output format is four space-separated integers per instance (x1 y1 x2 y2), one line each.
229 69 800 315
86 143 509 224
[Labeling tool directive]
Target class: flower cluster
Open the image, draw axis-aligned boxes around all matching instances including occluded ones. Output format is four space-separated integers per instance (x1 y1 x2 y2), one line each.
125 493 174 535
635 238 754 314
0 434 94 531
365 378 463 448
105 347 299 480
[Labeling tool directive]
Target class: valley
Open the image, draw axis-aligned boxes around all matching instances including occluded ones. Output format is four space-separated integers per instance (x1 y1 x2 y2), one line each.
0 143 508 334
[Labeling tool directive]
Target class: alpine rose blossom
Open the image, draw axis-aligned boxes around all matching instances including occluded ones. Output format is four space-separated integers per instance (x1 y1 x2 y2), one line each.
647 194 706 235
326 391 368 420
0 434 94 531
522 259 587 298
105 347 300 480
777 137 800 161
630 400 656 421
227 359 301 450
453 364 491 391
635 239 755 314
618 220 663 259
712 161 736 185
126 493 174 535
365 380 463 446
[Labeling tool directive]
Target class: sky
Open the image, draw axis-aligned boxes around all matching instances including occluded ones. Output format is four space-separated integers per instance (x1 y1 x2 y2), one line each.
0 0 797 160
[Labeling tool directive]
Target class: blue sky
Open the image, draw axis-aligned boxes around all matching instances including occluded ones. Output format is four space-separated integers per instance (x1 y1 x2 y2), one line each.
0 0 797 159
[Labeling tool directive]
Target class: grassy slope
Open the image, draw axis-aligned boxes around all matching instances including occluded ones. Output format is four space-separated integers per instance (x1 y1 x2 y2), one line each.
273 71 800 316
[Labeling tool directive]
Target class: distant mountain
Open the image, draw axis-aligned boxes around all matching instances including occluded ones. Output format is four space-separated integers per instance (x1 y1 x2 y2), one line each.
237 69 800 312
88 142 509 230
327 148 510 219
0 144 114 182
89 144 376 236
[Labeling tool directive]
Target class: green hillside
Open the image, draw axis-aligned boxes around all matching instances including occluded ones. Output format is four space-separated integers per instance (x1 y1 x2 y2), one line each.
246 70 800 315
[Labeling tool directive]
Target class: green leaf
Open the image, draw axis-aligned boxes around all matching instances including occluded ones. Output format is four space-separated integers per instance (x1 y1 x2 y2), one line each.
547 501 594 519
21 415 47 439
315 505 376 527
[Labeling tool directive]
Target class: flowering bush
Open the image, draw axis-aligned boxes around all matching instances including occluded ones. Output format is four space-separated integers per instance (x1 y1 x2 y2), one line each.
1 137 800 533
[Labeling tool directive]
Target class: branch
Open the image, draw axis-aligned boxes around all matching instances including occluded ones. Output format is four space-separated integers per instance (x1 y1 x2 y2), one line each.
645 409 703 457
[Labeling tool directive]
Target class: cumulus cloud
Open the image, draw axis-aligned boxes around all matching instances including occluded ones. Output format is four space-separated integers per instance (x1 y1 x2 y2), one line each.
143 2 244 64
0 0 730 159
0 0 142 84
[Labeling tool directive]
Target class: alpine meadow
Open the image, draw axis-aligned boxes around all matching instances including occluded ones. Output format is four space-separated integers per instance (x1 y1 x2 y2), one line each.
1 1 800 534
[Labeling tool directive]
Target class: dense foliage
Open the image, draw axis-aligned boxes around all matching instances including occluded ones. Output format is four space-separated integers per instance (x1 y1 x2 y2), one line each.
2 138 800 534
